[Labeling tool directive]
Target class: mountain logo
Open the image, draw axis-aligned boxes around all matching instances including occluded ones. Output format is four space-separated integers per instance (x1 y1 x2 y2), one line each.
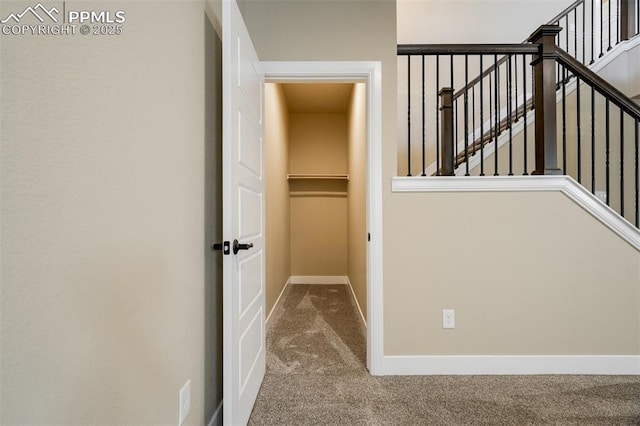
1 3 60 24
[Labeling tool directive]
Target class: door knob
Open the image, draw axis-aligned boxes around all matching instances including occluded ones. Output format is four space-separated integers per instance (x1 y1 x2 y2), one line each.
233 239 254 255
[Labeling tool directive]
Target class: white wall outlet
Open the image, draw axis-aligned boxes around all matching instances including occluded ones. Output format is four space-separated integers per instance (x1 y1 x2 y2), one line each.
442 309 455 329
178 379 191 426
595 191 608 204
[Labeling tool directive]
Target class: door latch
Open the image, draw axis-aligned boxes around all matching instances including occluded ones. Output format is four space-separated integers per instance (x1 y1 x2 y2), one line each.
211 241 231 255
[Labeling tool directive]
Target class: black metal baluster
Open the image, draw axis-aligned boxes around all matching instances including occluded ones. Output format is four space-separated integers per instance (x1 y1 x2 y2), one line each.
562 66 567 173
436 55 440 176
464 54 470 176
451 55 456 167
592 87 596 193
601 0 605 57
635 119 638 226
620 108 624 215
576 76 582 183
591 0 596 63
472 85 476 155
455 98 458 160
608 0 613 51
407 55 411 176
523 53 528 175
508 54 513 175
606 99 610 204
480 55 485 176
421 55 426 176
617 0 621 45
514 55 519 122
494 54 499 176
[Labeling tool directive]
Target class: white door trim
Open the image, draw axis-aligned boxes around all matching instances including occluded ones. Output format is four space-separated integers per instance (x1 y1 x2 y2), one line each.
262 61 384 375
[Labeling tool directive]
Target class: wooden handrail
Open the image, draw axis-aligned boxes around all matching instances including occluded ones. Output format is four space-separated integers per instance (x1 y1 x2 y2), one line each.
555 46 640 118
397 44 540 56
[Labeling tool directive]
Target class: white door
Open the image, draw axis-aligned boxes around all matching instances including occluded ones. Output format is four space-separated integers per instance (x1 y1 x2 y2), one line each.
222 0 265 424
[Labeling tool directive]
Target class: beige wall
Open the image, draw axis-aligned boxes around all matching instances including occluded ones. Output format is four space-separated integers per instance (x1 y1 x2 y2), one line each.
265 83 291 314
289 113 349 275
385 190 640 355
1 1 215 424
348 83 368 317
289 113 349 174
397 0 575 44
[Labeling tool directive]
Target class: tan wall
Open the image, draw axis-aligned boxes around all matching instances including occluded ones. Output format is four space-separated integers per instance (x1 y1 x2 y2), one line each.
289 113 348 174
265 83 291 314
348 83 368 317
289 113 349 276
1 1 213 424
385 190 640 355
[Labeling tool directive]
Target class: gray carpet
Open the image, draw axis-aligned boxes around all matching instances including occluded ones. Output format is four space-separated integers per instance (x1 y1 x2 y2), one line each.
248 284 640 425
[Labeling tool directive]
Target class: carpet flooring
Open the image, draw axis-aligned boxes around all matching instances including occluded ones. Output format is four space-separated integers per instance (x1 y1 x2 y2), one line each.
248 284 640 425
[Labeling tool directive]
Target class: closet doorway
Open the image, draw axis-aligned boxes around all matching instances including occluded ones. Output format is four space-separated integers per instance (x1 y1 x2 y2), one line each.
264 80 368 344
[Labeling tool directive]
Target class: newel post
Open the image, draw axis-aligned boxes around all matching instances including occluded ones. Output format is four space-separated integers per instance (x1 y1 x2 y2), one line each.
439 87 454 176
529 25 563 175
621 0 637 40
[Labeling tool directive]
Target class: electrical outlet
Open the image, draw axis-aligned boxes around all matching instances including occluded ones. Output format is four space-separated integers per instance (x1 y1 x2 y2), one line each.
595 191 608 203
179 380 191 426
442 309 455 329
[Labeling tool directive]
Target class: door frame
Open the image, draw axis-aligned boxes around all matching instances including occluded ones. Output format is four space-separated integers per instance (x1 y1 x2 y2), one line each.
262 61 384 375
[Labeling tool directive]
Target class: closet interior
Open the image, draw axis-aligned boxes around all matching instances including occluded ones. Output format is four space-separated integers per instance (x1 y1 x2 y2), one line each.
264 81 368 325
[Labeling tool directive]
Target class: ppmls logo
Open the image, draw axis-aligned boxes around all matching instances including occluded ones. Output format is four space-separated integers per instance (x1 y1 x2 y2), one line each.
1 2 126 36
1 3 59 24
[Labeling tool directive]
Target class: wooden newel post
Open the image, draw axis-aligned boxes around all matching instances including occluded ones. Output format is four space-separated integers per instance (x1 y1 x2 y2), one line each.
439 87 454 176
621 0 637 40
529 25 563 175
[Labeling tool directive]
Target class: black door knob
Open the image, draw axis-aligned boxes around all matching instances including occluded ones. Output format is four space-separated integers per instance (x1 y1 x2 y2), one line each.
233 239 254 255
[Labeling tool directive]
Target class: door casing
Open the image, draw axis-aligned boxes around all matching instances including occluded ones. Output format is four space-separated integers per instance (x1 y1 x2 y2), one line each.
262 61 384 374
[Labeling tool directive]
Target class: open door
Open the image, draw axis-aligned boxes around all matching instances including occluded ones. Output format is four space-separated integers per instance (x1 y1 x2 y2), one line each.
222 0 265 424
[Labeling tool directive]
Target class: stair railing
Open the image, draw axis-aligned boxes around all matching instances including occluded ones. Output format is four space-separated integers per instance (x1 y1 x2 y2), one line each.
415 25 640 227
554 44 640 226
397 0 640 177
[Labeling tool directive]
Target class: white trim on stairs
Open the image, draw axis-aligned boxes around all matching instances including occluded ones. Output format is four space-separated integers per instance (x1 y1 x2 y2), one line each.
379 355 640 375
392 175 640 251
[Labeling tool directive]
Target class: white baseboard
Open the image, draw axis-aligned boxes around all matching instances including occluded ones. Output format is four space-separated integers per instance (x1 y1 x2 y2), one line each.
289 275 349 284
265 277 291 325
345 277 367 328
207 401 223 426
378 355 640 375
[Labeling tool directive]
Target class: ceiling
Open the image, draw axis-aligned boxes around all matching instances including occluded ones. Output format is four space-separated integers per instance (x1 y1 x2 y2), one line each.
281 83 354 113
